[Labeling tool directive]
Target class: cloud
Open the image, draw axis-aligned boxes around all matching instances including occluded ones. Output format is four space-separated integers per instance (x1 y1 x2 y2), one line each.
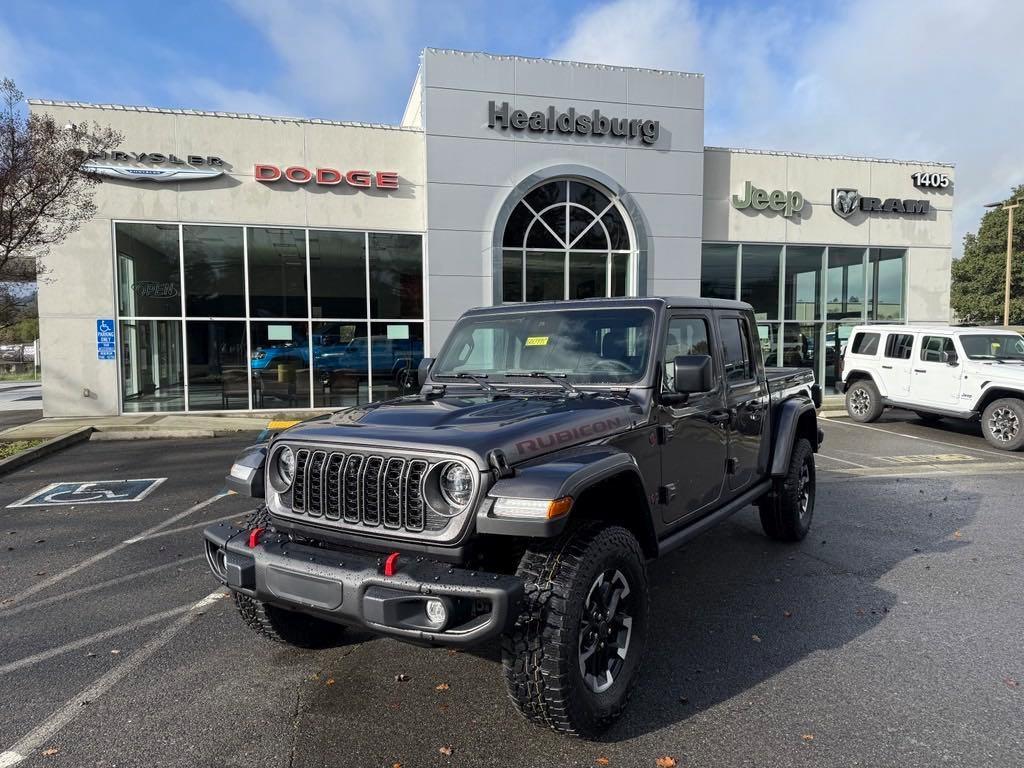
552 0 1024 255
225 0 471 123
171 77 297 119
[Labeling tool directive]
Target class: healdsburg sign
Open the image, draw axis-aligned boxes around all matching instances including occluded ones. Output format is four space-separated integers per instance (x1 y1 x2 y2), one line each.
487 101 660 145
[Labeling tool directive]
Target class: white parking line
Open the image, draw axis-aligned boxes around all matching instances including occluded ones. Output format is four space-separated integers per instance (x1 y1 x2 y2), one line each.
822 419 1024 463
0 555 204 618
3 491 231 607
818 453 869 468
0 591 225 768
128 512 244 543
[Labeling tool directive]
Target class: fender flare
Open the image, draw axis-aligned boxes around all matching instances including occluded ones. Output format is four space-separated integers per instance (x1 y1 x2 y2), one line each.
770 398 819 477
476 445 648 538
845 368 886 397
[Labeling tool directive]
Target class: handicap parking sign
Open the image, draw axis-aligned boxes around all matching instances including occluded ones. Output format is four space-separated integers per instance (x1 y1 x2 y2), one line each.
97 318 116 360
7 478 166 508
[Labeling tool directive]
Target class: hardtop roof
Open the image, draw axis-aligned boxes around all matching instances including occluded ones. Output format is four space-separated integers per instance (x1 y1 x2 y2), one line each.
461 296 752 316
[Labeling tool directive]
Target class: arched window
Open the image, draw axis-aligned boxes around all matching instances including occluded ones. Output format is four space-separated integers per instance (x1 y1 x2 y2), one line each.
500 178 635 303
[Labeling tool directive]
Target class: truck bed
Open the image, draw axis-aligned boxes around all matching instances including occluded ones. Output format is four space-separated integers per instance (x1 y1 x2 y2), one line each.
765 366 818 405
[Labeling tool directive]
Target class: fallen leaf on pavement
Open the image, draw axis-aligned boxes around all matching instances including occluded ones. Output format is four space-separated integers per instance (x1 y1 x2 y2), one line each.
326 678 336 686
654 757 677 768
435 682 450 691
953 530 962 539
394 673 410 682
1005 677 1019 688
751 634 761 643
783 611 793 618
595 758 610 766
392 763 402 768
801 734 815 742
41 748 59 756
439 745 454 757
110 649 121 655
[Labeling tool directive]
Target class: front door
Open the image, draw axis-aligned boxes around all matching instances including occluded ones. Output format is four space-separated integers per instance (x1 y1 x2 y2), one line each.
911 334 962 408
658 314 729 525
719 314 768 493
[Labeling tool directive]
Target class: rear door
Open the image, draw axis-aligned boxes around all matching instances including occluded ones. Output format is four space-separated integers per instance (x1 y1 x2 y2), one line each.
911 334 962 407
658 313 729 525
879 331 915 397
719 313 769 493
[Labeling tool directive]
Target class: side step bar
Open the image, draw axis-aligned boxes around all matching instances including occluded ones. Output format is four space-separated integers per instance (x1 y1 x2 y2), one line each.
656 480 772 558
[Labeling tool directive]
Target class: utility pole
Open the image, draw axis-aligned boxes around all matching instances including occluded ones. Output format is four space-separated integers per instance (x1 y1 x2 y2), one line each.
984 197 1021 326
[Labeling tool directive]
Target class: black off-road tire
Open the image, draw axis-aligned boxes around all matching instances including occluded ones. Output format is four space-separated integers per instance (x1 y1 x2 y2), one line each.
501 523 649 739
915 411 944 424
231 506 347 649
980 398 1024 451
845 379 883 422
758 438 815 542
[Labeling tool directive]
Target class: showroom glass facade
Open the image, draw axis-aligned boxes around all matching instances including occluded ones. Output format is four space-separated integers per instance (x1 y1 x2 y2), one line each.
700 243 906 388
115 222 424 413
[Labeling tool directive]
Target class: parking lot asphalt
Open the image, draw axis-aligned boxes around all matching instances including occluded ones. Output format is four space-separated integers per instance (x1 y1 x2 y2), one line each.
0 415 1021 768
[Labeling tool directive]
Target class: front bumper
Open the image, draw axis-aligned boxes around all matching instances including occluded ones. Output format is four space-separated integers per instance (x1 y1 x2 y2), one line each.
202 521 523 647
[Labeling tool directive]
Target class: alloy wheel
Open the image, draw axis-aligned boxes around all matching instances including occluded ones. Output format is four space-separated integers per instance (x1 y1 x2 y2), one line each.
988 407 1020 443
578 569 633 694
798 461 811 517
850 387 870 416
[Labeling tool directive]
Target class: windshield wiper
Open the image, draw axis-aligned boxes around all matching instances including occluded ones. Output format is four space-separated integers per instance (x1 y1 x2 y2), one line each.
506 371 580 395
434 372 497 392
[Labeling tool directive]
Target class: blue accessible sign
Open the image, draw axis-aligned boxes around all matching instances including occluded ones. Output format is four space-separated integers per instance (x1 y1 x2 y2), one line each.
97 318 116 360
7 478 167 508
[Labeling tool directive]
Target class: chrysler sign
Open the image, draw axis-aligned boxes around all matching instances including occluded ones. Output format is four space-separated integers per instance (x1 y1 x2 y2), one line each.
487 101 660 145
83 150 225 182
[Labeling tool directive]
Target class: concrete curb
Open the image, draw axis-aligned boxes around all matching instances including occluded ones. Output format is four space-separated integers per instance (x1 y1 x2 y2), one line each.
0 426 94 476
90 429 217 441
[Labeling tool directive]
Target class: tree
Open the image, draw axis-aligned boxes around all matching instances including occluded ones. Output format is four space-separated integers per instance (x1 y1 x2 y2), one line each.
0 77 121 332
951 184 1024 325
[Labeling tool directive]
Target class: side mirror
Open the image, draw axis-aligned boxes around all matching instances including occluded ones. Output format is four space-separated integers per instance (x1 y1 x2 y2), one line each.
416 357 434 387
674 354 713 393
943 351 959 366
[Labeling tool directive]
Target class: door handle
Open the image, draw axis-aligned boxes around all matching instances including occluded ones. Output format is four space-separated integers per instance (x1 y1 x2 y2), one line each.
881 365 893 370
708 410 731 425
914 369 926 373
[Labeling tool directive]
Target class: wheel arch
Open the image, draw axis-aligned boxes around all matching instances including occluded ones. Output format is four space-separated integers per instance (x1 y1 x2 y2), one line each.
974 386 1024 414
844 369 886 397
770 399 820 477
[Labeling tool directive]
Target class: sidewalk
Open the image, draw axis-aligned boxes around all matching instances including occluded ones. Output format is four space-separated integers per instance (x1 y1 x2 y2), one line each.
0 410 312 441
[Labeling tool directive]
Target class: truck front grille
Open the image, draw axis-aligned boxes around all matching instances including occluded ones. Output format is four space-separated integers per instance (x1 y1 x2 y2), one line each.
290 448 433 532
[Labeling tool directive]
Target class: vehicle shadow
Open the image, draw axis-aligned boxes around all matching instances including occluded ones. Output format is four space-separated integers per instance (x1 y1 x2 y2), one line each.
882 408 987 441
598 475 976 741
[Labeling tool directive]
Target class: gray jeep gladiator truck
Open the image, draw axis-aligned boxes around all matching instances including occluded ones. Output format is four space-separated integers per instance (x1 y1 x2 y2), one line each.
204 297 822 737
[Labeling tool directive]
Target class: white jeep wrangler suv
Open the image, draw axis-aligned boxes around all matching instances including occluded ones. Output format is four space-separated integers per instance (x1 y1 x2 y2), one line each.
839 325 1024 450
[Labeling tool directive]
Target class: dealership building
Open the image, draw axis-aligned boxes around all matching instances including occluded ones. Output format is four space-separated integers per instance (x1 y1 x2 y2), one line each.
31 48 955 417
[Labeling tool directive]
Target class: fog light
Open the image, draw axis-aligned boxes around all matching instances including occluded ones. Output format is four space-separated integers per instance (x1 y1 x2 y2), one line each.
425 598 448 627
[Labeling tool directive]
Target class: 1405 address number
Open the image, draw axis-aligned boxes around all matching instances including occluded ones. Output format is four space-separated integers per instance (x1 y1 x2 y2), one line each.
912 171 951 189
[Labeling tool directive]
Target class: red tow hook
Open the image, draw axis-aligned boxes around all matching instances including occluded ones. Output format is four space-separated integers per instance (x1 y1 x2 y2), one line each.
383 551 400 577
248 527 265 548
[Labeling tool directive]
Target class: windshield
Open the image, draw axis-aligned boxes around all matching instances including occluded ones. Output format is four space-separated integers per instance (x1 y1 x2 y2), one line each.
433 308 655 386
959 334 1024 361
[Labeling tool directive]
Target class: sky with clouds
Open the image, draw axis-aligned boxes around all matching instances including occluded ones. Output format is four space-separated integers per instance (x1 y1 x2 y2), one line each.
3 0 1022 255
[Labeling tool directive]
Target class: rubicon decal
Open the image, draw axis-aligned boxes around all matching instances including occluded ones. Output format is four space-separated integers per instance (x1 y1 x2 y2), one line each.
514 417 626 455
255 164 399 189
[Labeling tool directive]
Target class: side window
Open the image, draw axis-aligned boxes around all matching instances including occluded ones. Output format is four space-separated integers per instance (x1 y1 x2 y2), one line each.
662 317 711 392
920 335 954 363
720 317 753 383
884 333 914 360
851 332 880 356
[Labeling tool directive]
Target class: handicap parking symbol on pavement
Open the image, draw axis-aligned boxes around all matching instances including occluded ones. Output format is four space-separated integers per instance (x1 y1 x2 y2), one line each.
7 478 167 508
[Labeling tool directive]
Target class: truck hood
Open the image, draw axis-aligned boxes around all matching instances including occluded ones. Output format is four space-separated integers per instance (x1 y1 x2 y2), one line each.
968 360 1024 383
279 393 647 468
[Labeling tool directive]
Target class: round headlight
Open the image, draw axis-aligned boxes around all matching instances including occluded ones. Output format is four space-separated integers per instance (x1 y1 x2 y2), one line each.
277 446 295 487
439 462 473 509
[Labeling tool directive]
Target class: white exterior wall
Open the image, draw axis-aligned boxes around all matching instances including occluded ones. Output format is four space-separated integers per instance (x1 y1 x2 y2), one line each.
32 103 425 417
419 49 705 351
702 148 954 323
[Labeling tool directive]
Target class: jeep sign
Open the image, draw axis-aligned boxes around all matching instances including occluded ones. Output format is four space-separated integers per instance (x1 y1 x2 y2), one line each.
731 181 804 218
